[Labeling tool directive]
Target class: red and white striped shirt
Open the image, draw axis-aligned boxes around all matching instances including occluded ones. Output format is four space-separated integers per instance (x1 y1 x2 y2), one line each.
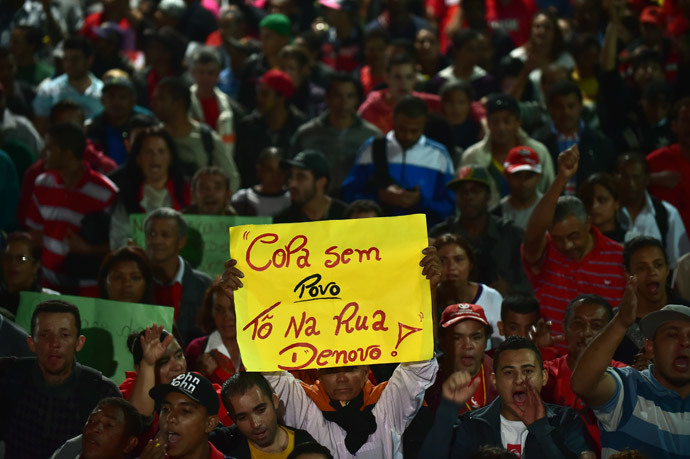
521 227 627 353
25 162 118 295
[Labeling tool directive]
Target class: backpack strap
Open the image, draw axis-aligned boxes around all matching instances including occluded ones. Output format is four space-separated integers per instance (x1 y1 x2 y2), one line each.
198 123 215 167
650 197 669 249
372 136 396 189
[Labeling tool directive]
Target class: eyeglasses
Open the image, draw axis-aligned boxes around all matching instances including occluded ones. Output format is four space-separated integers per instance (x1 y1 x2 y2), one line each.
2 254 34 264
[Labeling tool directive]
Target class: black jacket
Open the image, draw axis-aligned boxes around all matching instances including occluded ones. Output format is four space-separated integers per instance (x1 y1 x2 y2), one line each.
209 423 318 458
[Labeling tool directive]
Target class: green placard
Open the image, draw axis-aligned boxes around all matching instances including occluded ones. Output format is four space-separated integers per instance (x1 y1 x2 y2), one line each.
130 214 272 278
16 291 175 385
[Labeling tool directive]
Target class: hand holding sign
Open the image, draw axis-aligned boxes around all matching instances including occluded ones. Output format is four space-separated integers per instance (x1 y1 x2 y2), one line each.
228 215 435 371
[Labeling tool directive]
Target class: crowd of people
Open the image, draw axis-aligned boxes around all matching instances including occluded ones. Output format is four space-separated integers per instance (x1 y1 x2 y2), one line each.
1 0 690 458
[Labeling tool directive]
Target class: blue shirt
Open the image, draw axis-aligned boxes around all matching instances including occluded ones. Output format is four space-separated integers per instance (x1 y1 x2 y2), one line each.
33 73 104 118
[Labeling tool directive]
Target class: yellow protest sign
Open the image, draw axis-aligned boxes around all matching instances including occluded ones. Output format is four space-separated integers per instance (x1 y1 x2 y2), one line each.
229 214 434 371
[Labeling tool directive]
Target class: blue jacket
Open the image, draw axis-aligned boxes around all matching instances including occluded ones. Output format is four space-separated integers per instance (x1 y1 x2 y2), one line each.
420 396 592 458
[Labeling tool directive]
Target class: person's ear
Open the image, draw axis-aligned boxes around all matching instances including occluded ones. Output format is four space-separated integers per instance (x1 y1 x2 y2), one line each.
541 367 548 387
644 338 655 360
205 414 219 433
177 235 187 251
497 321 505 337
76 335 86 352
27 336 36 353
123 436 139 454
490 372 496 388
272 393 279 410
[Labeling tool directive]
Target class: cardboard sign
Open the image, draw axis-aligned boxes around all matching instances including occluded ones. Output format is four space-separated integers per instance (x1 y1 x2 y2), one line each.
16 291 174 385
229 215 434 371
130 214 272 277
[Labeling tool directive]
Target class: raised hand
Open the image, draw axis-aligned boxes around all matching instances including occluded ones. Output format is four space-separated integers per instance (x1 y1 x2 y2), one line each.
140 324 174 367
616 276 638 328
196 352 219 377
529 318 566 348
420 246 442 287
220 259 245 298
506 378 546 426
441 370 481 405
557 145 580 181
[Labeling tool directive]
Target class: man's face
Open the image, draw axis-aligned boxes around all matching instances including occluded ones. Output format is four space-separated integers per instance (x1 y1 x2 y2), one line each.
257 157 287 189
145 218 186 265
63 49 91 79
645 321 690 391
28 312 85 380
415 29 440 61
487 110 520 145
161 392 216 457
455 182 490 221
326 81 358 120
259 28 288 58
627 245 669 305
641 97 671 125
102 86 136 121
491 348 547 421
498 311 540 338
191 62 220 91
530 13 555 47
548 94 583 135
565 301 609 359
194 172 230 215
43 134 67 171
505 171 540 204
633 60 664 90
9 28 31 59
364 37 386 67
387 63 417 100
228 386 280 448
446 319 487 376
442 90 471 125
455 38 479 69
393 113 426 151
280 57 307 88
151 87 177 123
288 167 318 206
256 84 280 115
438 243 472 283
318 366 369 401
82 404 136 459
616 160 649 204
549 215 591 261
672 104 690 149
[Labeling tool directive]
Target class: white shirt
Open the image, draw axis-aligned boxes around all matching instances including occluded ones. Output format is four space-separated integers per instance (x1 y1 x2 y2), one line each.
501 415 528 458
496 192 543 230
474 283 504 349
620 192 690 269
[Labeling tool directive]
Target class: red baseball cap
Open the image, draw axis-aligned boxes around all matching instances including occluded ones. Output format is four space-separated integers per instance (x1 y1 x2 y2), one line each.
504 146 542 174
640 6 665 27
440 303 489 328
259 69 295 100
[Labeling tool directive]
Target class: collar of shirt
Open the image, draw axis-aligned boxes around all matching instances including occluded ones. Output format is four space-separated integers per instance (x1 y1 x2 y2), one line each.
386 129 426 151
619 191 655 229
550 119 584 141
154 256 186 286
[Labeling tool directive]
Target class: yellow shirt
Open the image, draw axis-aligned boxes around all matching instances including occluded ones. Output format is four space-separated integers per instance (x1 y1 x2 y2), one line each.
247 426 295 459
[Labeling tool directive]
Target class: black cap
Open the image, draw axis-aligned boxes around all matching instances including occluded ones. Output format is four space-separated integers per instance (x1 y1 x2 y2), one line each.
486 93 520 117
149 372 219 415
282 150 330 180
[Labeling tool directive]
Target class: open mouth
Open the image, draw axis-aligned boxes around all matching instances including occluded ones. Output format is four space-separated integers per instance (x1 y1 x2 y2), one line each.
647 282 660 295
673 356 689 372
167 432 181 447
512 391 527 405
460 356 475 367
253 430 268 442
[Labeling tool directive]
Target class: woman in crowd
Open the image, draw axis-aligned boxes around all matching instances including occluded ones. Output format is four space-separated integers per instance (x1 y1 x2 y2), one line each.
434 233 503 349
579 172 626 243
0 232 58 317
109 126 190 249
439 81 484 164
185 277 243 385
97 246 155 304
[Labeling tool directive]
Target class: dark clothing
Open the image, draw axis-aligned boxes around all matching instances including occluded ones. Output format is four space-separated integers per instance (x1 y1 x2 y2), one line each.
616 106 675 155
0 315 31 358
6 81 36 119
180 1 217 43
532 124 618 189
291 81 327 120
419 396 592 458
430 214 532 294
236 53 270 112
235 107 307 188
274 198 348 224
86 112 137 165
0 358 121 459
209 424 317 458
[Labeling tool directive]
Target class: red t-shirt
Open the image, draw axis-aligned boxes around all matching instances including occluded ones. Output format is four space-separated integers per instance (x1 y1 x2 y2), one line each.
199 96 220 131
647 144 690 232
485 0 537 47
542 355 628 454
358 89 441 133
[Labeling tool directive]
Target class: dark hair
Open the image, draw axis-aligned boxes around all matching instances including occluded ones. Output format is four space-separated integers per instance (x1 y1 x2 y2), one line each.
500 293 540 321
531 10 564 59
98 246 154 303
196 277 234 334
440 80 475 102
492 335 543 372
31 300 82 337
190 46 222 69
364 27 391 45
623 236 668 272
93 397 144 438
47 122 86 160
157 76 191 111
258 146 283 163
325 72 363 103
121 126 188 214
433 233 477 274
469 445 520 459
295 30 323 56
279 45 311 70
129 113 157 131
547 79 583 105
450 29 480 54
578 172 620 211
191 166 230 193
5 231 42 264
394 95 428 118
14 25 44 49
127 328 172 366
389 38 416 59
386 52 415 73
564 294 613 327
287 442 334 459
221 372 274 415
616 152 650 175
344 199 383 218
632 48 664 72
63 35 93 59
49 99 85 124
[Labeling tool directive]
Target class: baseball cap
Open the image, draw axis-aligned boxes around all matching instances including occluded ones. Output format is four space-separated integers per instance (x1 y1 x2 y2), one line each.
446 165 491 190
441 303 489 328
149 372 219 414
103 75 135 94
260 69 295 99
504 146 542 174
282 149 330 180
639 304 690 339
640 6 664 27
259 13 292 37
486 93 520 117
92 22 124 42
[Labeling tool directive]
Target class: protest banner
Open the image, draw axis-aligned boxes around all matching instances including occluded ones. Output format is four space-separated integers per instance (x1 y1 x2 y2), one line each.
16 291 174 385
130 214 272 277
229 214 434 371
